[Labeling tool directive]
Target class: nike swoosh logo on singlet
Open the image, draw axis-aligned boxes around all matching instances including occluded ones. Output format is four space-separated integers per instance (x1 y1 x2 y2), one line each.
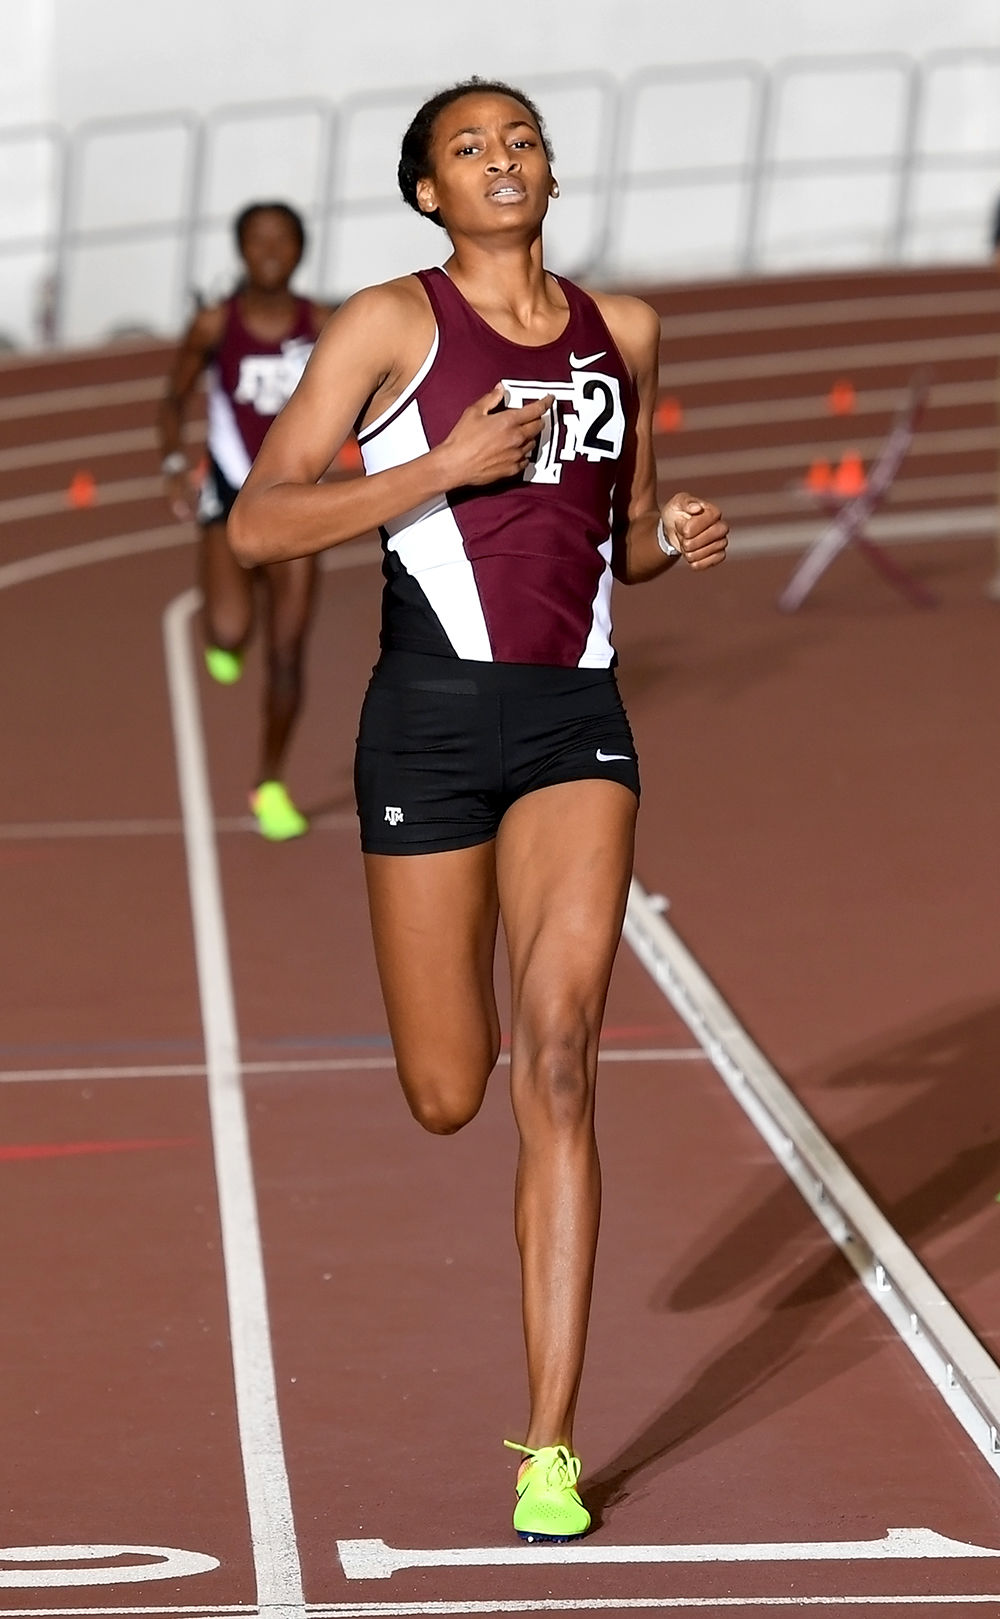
568 349 607 369
596 749 631 762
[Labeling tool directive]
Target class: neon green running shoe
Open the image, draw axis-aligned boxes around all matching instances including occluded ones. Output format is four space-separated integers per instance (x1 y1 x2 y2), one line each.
205 646 244 685
250 781 308 841
504 1440 591 1543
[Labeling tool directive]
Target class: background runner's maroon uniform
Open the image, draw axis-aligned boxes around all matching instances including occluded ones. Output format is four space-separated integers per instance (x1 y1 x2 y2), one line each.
358 268 638 669
206 294 315 489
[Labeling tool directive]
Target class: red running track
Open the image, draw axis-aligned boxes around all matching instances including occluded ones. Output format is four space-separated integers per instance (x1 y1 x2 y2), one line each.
1 286 999 1616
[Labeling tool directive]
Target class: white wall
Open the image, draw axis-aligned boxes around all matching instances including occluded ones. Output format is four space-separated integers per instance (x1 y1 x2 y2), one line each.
0 0 55 343
3 0 1000 345
45 0 1000 121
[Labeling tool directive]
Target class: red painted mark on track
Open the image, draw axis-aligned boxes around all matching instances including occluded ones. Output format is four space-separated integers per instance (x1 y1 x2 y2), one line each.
0 1137 198 1162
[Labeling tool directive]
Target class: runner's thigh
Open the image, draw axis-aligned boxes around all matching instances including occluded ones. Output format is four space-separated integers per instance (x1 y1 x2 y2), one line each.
363 844 501 1128
496 779 637 1062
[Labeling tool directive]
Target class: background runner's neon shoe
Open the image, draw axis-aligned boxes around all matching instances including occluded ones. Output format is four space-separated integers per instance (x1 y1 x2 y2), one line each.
504 1441 591 1543
250 781 308 841
205 646 244 684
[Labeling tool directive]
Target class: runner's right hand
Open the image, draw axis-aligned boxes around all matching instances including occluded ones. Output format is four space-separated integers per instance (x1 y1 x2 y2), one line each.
164 470 195 522
437 384 554 487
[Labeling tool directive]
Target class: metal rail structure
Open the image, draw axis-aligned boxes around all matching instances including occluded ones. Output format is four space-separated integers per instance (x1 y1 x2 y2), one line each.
1 47 1000 346
777 368 938 612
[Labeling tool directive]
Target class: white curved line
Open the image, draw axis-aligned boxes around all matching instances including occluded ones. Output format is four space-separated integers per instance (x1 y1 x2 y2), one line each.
0 1543 219 1588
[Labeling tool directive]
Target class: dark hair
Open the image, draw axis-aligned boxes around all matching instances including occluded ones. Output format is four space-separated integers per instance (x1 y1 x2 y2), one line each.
233 201 307 257
398 78 554 229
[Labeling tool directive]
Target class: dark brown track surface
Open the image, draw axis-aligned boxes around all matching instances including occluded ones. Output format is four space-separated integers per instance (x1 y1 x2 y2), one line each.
1 266 999 1617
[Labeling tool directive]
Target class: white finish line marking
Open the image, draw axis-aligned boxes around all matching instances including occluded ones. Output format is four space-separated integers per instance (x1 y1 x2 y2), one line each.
0 1049 707 1086
0 1544 218 1587
336 1528 1000 1581
310 1599 1000 1615
308 1598 1000 1615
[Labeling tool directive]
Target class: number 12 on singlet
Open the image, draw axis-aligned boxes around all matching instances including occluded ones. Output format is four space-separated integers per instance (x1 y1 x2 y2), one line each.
501 369 626 485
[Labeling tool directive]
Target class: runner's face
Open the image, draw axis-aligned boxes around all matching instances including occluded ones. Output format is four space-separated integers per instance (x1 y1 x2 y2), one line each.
239 211 303 292
418 93 552 237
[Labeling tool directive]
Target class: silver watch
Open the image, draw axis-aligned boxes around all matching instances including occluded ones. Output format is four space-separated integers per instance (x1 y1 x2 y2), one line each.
656 517 682 559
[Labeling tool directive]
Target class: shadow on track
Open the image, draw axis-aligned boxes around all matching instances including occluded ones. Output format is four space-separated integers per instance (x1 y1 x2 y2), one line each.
586 999 1000 1525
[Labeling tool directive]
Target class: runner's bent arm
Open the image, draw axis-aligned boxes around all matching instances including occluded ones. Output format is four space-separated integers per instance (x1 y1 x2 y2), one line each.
597 293 728 584
158 304 225 463
158 304 226 518
228 280 553 567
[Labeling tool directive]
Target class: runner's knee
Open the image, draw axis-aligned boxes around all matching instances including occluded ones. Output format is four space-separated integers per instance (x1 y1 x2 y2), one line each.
205 603 251 651
405 1085 482 1136
398 1053 496 1136
512 1023 596 1133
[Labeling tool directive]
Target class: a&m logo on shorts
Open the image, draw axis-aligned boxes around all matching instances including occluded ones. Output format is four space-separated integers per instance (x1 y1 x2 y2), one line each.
501 350 626 486
384 806 404 826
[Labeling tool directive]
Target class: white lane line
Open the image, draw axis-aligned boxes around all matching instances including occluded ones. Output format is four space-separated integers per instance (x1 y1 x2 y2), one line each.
0 424 202 472
660 330 1000 388
656 377 999 435
0 1609 252 1618
163 587 304 1618
0 1609 251 1618
337 1527 999 1581
6 1600 1000 1619
0 475 165 523
0 813 357 838
0 526 189 590
0 529 378 596
0 374 163 420
659 424 998 482
718 503 996 558
657 285 1000 341
306 1598 1000 1614
0 1049 709 1086
623 878 1000 1483
659 476 997 524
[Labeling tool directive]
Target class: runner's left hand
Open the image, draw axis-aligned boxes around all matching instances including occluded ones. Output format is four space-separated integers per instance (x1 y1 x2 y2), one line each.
661 493 729 570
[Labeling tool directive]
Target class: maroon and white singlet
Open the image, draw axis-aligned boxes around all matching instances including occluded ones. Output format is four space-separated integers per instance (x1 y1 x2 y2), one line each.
205 295 315 489
357 268 638 668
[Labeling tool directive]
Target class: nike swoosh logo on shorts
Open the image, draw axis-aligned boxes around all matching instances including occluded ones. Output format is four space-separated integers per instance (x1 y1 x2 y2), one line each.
596 748 631 762
568 349 607 369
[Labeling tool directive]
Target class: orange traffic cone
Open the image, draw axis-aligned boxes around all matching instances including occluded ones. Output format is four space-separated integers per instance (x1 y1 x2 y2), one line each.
336 438 363 471
832 449 866 497
67 470 96 507
654 397 683 433
827 378 856 415
804 458 833 493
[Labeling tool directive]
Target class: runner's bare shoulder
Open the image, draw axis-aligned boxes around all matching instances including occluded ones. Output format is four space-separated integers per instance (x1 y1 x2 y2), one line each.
585 288 659 380
313 274 437 423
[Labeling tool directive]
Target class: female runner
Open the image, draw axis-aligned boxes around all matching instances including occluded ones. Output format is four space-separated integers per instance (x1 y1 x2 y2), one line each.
229 80 728 1539
159 201 331 839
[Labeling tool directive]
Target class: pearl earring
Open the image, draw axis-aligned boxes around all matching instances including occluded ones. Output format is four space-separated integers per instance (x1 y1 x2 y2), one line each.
551 181 560 199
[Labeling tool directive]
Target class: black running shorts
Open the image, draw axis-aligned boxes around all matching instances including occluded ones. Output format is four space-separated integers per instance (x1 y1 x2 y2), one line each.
197 456 241 527
354 650 640 856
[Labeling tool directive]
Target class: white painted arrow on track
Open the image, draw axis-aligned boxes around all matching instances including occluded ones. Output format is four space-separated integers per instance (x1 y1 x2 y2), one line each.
337 1528 1000 1581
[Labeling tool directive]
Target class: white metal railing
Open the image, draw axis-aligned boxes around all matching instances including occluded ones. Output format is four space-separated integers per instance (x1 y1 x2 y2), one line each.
1 49 999 349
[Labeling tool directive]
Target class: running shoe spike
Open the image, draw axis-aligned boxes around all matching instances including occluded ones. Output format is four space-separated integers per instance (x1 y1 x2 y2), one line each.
250 781 308 841
205 646 244 685
504 1440 591 1543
